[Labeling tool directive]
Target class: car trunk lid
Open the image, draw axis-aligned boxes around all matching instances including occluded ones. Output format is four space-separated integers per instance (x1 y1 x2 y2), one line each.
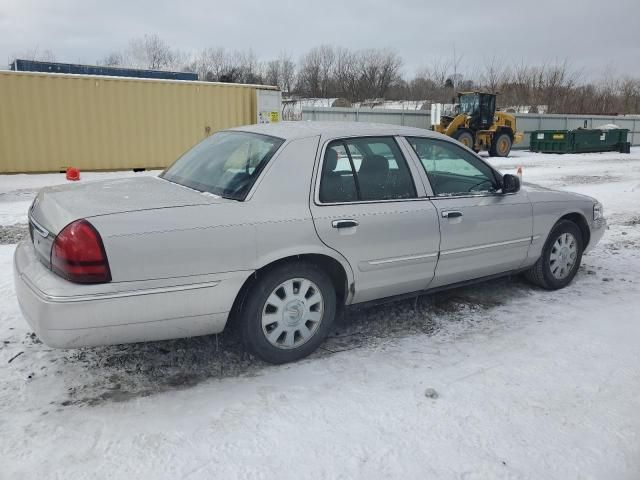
28 176 230 267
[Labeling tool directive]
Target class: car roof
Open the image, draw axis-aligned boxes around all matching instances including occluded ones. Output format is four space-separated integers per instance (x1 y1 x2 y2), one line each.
228 121 447 141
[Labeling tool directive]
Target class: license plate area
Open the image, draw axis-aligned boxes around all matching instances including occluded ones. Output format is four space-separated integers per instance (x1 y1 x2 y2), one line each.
29 217 53 269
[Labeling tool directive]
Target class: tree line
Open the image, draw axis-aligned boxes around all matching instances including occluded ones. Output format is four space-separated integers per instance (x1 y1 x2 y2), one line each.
11 35 640 114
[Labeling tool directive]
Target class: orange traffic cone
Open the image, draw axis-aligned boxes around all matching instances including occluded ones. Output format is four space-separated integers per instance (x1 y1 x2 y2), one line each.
66 167 80 181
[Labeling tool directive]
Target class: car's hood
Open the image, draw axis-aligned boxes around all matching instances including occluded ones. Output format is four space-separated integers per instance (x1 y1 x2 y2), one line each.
522 182 597 203
30 176 230 234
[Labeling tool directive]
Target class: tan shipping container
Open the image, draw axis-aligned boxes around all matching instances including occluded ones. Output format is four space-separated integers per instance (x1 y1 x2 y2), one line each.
0 71 280 173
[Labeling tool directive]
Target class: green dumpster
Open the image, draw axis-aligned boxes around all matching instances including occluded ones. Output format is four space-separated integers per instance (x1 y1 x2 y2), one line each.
530 128 630 154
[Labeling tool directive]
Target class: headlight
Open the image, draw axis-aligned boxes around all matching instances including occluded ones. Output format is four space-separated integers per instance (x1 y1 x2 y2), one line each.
593 202 604 221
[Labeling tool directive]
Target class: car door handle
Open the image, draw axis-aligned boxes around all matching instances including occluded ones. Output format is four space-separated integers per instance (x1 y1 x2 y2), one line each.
441 210 463 218
332 219 359 229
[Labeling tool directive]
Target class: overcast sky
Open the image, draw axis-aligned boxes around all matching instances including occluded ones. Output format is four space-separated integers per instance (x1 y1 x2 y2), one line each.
1 0 639 80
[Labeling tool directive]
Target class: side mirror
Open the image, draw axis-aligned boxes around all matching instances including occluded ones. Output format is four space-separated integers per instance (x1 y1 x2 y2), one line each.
502 173 520 194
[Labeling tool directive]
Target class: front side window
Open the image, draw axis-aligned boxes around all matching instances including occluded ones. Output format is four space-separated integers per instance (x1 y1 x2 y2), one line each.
319 137 416 203
161 131 284 200
407 137 498 196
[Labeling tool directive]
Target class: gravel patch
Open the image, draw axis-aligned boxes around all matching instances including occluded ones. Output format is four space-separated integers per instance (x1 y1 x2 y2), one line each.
0 224 29 244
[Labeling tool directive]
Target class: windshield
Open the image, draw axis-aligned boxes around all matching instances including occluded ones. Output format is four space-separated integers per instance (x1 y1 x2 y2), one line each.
160 131 284 200
458 94 479 115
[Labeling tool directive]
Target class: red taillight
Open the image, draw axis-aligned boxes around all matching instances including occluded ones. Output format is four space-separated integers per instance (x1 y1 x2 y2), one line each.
51 219 111 284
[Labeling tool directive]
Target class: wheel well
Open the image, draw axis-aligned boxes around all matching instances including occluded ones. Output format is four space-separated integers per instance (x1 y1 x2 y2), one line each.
227 254 349 328
560 212 590 247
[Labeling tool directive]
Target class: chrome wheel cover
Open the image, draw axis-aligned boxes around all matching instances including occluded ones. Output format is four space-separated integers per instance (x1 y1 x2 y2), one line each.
261 278 324 349
549 232 578 280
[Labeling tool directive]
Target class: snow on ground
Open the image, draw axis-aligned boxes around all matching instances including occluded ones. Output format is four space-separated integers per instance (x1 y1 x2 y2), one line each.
1 150 640 479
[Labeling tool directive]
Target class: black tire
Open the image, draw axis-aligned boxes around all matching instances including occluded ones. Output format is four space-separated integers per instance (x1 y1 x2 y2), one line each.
240 262 336 364
524 220 584 290
453 130 474 150
490 132 512 157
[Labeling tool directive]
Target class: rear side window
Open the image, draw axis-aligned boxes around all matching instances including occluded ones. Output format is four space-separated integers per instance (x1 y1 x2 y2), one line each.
319 137 416 203
161 131 284 200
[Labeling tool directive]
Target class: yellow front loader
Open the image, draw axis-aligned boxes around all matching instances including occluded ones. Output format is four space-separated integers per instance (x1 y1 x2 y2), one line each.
432 92 523 157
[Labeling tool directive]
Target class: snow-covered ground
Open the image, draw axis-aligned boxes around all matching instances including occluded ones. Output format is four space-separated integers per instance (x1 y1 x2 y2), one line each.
1 150 640 479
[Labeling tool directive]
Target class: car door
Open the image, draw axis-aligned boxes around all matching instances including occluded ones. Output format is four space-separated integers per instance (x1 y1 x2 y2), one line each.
310 136 440 304
405 136 533 288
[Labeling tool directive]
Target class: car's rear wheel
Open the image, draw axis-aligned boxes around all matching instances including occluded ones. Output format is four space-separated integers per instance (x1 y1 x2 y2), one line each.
524 220 583 290
241 262 336 364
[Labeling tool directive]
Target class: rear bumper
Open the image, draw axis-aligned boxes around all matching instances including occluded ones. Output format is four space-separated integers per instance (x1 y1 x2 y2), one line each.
13 241 250 348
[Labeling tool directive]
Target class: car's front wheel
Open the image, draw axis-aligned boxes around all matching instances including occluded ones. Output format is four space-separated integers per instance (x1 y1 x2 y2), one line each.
241 262 336 364
524 220 584 290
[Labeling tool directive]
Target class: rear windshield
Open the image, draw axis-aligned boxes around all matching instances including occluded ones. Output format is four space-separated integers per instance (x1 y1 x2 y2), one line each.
160 131 284 200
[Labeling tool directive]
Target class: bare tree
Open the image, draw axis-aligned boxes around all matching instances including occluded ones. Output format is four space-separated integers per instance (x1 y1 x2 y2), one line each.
503 61 534 111
190 47 217 80
297 45 336 97
262 52 295 92
450 46 463 92
414 58 454 103
209 48 236 81
298 47 323 97
317 45 335 97
18 35 640 114
479 56 507 93
234 49 260 83
279 52 296 93
426 58 451 89
375 49 403 98
405 75 438 102
264 59 281 87
619 77 640 114
540 60 581 112
189 47 260 83
334 47 359 100
100 51 124 67
357 49 402 100
125 34 177 70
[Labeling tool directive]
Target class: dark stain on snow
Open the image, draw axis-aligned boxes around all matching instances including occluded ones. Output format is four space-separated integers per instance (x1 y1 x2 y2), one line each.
560 174 622 185
50 276 530 408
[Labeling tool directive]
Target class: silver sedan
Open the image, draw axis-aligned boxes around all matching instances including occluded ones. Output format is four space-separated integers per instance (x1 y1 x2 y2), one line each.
14 122 606 363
